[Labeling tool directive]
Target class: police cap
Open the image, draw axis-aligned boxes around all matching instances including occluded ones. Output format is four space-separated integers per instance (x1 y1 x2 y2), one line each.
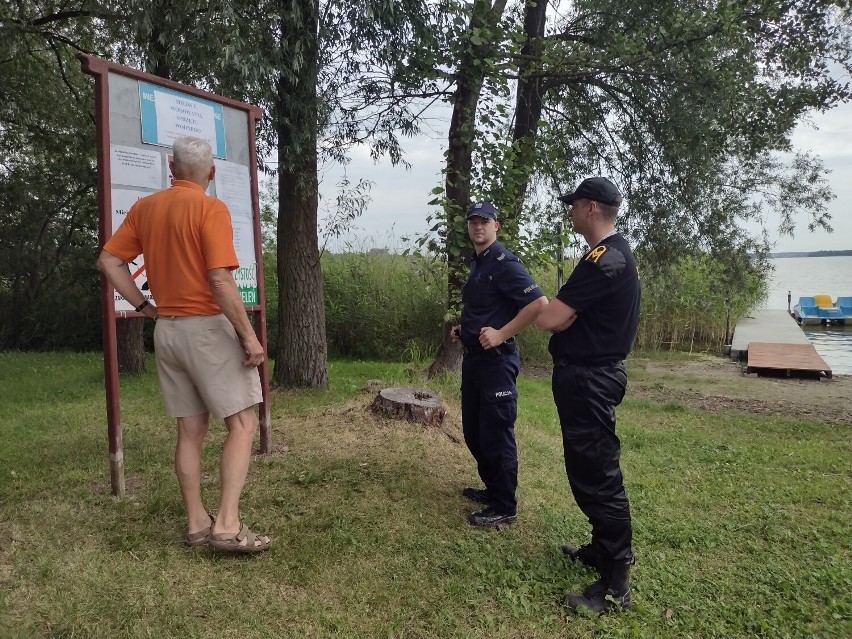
466 201 498 220
558 177 623 207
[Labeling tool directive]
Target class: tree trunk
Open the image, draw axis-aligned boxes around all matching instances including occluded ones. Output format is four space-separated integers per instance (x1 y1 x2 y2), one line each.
116 318 146 374
428 0 508 377
508 0 548 223
427 73 478 377
271 1 329 389
274 154 329 388
428 321 464 378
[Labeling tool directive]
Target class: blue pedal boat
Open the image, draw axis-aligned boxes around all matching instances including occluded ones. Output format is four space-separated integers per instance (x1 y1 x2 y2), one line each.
792 294 851 325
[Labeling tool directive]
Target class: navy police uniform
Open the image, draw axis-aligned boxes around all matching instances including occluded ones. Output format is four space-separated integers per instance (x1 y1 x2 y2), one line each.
549 233 640 564
461 240 544 515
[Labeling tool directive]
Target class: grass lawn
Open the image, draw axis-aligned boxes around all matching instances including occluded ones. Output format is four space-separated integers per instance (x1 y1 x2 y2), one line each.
0 352 849 638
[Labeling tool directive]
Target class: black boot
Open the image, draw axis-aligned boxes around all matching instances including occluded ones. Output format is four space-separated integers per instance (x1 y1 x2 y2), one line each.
461 487 491 505
561 543 601 571
565 560 632 614
468 508 516 527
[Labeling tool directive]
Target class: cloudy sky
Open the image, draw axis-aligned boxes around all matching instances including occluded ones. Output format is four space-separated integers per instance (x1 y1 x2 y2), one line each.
318 101 852 254
762 102 852 252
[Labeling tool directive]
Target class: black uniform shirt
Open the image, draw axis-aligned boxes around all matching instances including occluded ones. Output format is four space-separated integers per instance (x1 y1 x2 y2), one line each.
548 234 640 364
460 240 544 345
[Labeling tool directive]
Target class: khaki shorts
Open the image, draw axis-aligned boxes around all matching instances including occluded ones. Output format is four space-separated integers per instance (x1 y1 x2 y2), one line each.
154 314 262 419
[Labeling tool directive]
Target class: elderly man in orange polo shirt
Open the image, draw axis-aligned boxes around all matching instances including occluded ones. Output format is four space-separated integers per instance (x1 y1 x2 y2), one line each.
97 136 270 553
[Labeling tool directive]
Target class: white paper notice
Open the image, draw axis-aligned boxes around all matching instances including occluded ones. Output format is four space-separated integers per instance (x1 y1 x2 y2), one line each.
110 188 152 312
213 159 253 219
110 145 163 189
231 217 256 266
155 92 218 150
111 188 147 233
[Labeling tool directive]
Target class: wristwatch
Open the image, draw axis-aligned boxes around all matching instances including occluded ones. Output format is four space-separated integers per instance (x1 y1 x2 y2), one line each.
135 299 150 313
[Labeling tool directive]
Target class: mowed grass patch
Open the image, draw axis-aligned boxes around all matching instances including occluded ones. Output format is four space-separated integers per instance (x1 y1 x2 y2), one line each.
0 352 849 638
611 395 851 639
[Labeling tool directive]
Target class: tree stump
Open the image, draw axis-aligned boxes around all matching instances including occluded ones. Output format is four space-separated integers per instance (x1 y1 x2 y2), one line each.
370 387 445 426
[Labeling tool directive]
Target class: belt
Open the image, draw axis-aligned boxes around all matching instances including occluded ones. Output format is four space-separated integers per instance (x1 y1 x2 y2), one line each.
463 338 516 356
554 357 622 368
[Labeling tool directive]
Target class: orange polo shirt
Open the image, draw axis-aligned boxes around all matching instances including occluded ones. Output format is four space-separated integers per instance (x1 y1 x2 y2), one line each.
104 180 239 316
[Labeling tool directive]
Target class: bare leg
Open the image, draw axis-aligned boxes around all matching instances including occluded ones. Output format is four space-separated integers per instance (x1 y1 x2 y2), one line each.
175 413 211 534
211 406 269 548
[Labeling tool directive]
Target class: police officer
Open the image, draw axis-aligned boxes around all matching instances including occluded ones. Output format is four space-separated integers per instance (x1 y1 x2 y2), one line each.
451 201 547 527
536 177 640 612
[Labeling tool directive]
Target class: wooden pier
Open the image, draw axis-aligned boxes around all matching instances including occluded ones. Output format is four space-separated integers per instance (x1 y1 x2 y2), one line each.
730 309 832 378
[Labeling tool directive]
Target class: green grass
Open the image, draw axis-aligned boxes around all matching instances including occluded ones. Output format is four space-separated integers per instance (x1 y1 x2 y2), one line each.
0 352 849 638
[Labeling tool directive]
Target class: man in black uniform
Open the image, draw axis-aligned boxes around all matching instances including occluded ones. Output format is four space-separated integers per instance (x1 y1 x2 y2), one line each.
451 201 547 527
536 177 640 613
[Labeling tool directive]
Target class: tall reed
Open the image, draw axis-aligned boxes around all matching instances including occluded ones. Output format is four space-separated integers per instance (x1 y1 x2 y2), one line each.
262 250 766 362
636 254 766 353
321 250 445 360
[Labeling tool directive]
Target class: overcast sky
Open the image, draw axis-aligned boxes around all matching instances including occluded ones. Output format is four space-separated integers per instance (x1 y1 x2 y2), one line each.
318 101 852 254
771 102 852 252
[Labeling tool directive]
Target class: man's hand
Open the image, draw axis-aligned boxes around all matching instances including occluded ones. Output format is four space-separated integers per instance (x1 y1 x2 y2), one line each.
240 334 265 368
451 324 461 342
142 303 159 320
97 250 159 318
207 267 266 368
551 313 577 333
536 298 577 332
479 326 505 349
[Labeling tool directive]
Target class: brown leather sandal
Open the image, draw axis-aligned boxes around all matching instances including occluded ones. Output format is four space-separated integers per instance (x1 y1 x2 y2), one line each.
184 515 215 547
209 522 271 553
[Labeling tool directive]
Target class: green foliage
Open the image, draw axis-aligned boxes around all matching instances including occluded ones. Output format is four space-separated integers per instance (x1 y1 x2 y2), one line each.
2 0 843 371
531 0 851 266
426 0 852 322
637 253 768 352
321 250 446 360
524 250 768 357
306 248 555 366
259 177 279 254
0 1 104 350
261 250 279 354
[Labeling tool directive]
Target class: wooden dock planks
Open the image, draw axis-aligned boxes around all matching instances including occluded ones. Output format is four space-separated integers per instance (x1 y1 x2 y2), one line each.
746 342 832 378
730 309 810 358
730 309 833 378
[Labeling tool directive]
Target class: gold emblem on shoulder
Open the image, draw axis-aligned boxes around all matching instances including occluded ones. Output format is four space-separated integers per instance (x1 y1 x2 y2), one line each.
587 246 607 263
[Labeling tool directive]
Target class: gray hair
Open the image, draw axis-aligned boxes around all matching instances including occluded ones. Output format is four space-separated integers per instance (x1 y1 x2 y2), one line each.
172 137 213 174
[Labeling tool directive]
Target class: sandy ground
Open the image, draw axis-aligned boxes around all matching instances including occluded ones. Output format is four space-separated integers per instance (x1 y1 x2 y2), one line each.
627 354 852 425
523 354 851 424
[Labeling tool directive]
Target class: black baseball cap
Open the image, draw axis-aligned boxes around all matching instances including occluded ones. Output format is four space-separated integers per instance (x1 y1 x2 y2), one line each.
466 201 498 220
558 177 623 207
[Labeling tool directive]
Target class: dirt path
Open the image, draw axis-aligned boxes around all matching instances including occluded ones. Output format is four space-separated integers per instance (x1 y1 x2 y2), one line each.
527 354 852 425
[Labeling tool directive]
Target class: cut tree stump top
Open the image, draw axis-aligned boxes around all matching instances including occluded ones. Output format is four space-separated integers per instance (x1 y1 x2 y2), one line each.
370 387 445 426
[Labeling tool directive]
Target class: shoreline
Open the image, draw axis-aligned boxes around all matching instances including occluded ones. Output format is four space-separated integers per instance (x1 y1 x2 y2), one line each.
626 352 852 424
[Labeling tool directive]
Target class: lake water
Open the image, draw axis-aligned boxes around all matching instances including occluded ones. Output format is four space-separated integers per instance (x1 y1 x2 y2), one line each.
762 255 852 375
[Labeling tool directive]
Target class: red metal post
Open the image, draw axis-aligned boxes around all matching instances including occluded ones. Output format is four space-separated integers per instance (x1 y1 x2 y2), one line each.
80 54 125 496
246 108 273 454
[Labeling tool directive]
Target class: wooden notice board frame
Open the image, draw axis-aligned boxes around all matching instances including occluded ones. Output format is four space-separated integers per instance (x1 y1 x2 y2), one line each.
79 54 271 496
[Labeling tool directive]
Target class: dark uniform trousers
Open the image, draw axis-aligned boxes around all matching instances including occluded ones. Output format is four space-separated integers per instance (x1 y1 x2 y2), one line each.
552 361 633 563
461 347 521 515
